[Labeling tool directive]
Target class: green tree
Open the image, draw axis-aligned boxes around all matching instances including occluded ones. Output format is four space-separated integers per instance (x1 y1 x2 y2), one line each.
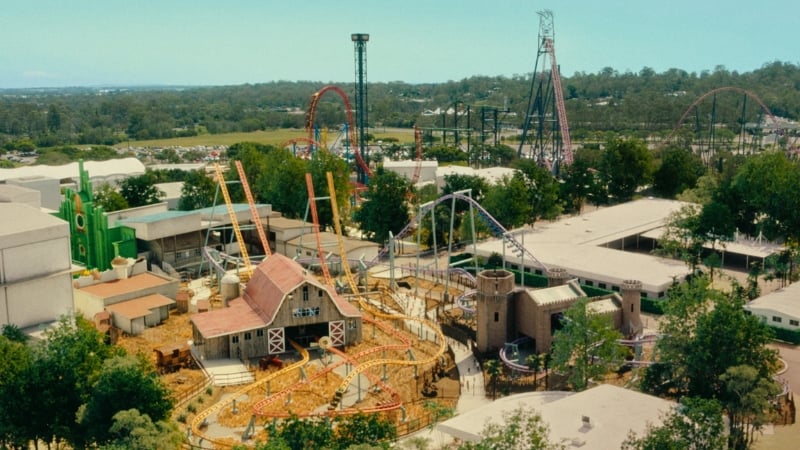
22 315 123 448
485 359 502 399
482 173 531 228
551 298 625 391
643 276 779 402
98 409 182 450
1 323 28 343
559 157 596 213
721 365 781 450
354 166 411 244
307 149 351 231
178 169 216 211
599 138 654 201
514 159 563 226
526 353 542 387
725 151 800 241
262 147 308 219
459 405 563 450
272 415 334 450
78 355 173 446
653 147 705 198
334 413 397 449
118 173 164 207
622 397 726 450
94 182 130 212
0 336 33 448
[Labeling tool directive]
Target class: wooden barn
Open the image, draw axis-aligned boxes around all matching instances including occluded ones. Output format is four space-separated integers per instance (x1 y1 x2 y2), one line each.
190 254 362 361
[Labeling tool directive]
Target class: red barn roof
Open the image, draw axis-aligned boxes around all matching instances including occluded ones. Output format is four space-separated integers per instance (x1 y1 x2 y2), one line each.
192 254 360 339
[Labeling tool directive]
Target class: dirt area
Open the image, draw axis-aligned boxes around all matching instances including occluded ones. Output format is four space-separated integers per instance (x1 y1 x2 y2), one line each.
116 281 459 443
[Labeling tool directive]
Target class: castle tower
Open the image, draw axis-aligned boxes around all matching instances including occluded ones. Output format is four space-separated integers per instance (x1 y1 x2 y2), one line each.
547 267 569 287
476 269 515 353
621 280 643 336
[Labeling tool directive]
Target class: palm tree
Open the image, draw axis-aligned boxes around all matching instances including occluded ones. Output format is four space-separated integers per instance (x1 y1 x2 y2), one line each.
485 359 502 399
525 353 541 389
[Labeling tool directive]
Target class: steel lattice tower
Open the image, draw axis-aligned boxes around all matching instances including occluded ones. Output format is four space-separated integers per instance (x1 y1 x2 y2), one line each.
518 10 572 174
351 33 370 184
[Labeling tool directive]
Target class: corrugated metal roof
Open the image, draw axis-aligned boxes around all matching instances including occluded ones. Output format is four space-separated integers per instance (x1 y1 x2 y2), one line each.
105 293 174 319
78 272 172 298
191 298 267 338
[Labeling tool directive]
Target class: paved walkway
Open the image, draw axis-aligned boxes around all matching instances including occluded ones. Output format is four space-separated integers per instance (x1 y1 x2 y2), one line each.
400 337 491 448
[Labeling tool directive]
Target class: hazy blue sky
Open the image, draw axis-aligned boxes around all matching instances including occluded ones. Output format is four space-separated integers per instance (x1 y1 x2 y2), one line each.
1 0 797 88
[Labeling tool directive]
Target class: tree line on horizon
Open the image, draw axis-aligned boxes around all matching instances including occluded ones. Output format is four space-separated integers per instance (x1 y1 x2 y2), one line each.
0 61 798 149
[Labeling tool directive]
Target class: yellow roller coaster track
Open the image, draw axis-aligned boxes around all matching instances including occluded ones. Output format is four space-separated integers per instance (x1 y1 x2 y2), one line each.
213 163 252 280
190 340 309 449
234 160 271 257
329 296 447 408
325 171 360 294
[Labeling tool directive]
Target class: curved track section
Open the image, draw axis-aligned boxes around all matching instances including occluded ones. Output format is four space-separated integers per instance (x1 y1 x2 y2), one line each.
306 85 372 177
252 315 408 417
498 334 662 372
373 193 548 272
190 340 309 449
455 290 477 314
327 298 447 408
663 87 781 147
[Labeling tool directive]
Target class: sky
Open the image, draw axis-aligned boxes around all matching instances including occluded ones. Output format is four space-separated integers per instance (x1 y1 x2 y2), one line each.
1 0 798 89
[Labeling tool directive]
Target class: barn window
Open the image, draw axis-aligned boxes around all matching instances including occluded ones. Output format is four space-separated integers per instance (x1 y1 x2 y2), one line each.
494 312 499 322
293 307 320 318
772 316 782 323
256 329 264 337
303 286 309 301
244 332 252 341
348 319 357 329
319 289 324 297
232 335 239 344
599 283 607 289
790 319 799 327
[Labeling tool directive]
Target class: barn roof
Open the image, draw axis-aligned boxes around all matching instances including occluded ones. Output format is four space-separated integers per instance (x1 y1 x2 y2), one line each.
192 254 361 339
244 254 360 325
190 298 268 338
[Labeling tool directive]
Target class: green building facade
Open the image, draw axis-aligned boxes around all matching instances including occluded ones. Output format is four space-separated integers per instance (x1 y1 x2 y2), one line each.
56 161 138 271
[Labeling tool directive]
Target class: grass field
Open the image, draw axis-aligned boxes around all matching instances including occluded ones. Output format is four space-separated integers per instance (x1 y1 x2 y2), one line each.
118 127 415 149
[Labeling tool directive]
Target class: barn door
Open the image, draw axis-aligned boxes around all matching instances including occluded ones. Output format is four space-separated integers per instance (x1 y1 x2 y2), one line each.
267 327 285 354
329 320 345 346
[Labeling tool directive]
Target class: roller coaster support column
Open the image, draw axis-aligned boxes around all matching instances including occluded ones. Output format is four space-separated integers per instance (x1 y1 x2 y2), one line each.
445 189 472 308
389 231 396 290
415 201 431 301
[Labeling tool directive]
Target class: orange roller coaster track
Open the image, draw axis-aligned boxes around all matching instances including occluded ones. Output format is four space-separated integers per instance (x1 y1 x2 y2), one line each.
306 85 372 177
235 160 271 257
305 172 334 288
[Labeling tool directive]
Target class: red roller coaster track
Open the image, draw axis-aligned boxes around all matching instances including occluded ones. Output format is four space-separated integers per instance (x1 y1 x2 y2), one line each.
664 87 781 146
306 85 373 177
543 38 573 165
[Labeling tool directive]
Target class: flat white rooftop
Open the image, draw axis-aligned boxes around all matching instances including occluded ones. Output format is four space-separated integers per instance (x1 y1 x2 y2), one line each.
745 282 800 320
473 198 693 295
438 384 674 449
